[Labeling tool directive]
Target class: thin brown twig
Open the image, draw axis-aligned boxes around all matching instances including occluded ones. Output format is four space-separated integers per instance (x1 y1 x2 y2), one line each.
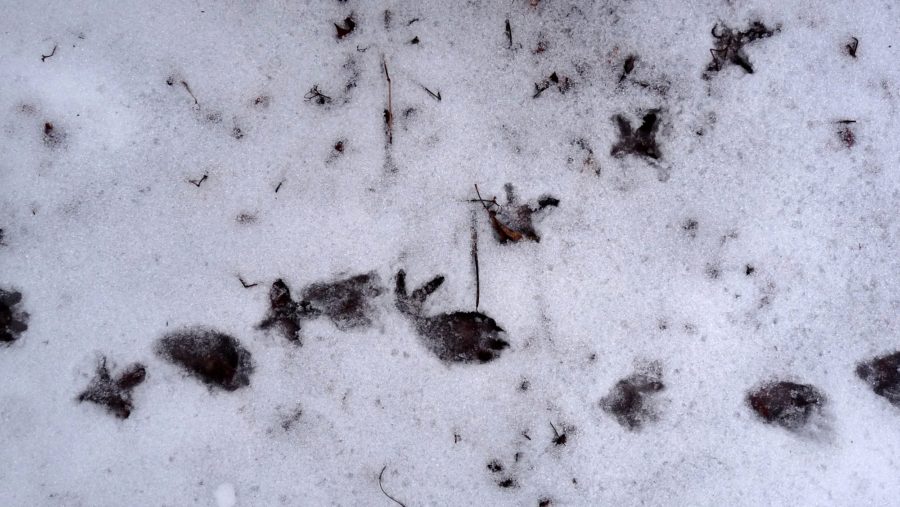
420 84 441 101
382 56 393 145
41 44 57 62
180 80 199 106
471 208 480 311
378 466 406 507
238 276 258 289
473 184 496 211
188 173 208 187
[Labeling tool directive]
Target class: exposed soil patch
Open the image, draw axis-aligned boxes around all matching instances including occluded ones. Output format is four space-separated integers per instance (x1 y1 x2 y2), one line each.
747 380 824 430
155 328 253 391
0 288 29 344
395 270 509 363
856 352 900 407
77 358 146 419
600 365 664 430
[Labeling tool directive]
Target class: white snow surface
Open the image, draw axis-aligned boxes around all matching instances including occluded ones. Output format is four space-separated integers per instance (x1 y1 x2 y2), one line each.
2 0 900 505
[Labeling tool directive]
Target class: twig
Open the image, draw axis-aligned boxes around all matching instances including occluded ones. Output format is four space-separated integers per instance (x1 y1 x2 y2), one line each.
41 44 57 62
471 209 480 311
188 174 208 187
533 80 551 99
238 276 258 289
421 84 441 101
473 184 497 211
275 180 284 193
382 56 393 145
378 466 406 507
180 80 199 106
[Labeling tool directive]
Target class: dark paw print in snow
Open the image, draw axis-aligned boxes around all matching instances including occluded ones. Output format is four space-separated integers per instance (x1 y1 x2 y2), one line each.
600 366 664 430
747 380 824 430
856 352 900 407
77 358 146 419
705 21 778 76
395 270 509 363
611 111 661 160
156 328 253 391
1 288 29 344
259 272 383 343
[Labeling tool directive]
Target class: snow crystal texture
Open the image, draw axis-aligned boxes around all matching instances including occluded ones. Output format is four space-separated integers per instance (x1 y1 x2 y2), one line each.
2 0 900 505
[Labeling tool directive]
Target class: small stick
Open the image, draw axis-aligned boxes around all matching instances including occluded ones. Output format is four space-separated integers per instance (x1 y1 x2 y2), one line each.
41 44 57 62
420 84 441 101
378 466 406 507
188 174 208 187
471 208 480 311
382 56 393 145
473 184 496 211
274 180 284 193
238 276 258 289
180 80 199 106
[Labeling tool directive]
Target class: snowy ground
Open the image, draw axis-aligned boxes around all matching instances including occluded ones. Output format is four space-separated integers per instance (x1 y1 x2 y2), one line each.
2 0 900 505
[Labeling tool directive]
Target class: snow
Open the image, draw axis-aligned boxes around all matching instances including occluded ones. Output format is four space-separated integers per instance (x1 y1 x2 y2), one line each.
215 483 236 507
2 0 900 505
